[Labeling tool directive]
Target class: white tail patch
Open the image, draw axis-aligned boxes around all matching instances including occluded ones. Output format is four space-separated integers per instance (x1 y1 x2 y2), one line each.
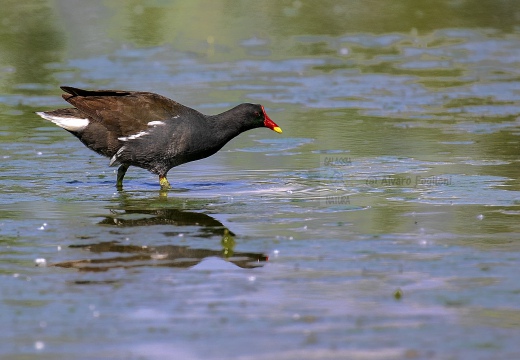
36 112 89 132
118 131 149 142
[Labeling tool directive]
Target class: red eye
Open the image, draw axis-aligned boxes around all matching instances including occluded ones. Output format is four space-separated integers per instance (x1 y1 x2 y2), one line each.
255 111 261 117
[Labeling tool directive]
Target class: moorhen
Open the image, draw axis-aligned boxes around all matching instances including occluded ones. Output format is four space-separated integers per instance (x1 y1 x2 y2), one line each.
37 86 282 189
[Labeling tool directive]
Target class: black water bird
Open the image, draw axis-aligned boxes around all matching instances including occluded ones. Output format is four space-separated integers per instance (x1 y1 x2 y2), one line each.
37 86 282 189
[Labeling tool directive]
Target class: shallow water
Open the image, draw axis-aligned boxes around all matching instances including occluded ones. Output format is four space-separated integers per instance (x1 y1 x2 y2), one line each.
2 1 520 359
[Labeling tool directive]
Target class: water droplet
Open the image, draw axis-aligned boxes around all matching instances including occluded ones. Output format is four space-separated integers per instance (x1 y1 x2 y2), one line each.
57 246 61 251
35 258 46 267
248 276 256 282
34 341 45 350
476 214 484 220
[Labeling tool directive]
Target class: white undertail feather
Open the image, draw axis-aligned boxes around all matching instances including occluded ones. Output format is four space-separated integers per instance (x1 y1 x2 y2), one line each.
36 112 89 132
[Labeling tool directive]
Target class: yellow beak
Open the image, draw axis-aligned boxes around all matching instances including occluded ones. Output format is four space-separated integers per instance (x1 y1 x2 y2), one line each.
273 126 283 134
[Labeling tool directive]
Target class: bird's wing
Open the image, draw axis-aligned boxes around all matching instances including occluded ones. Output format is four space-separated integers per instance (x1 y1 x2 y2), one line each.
60 86 195 137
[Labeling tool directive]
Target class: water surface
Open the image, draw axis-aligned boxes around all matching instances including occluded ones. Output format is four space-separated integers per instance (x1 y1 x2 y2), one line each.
2 1 520 359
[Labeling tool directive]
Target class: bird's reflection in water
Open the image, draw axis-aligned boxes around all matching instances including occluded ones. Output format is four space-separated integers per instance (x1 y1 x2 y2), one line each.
54 207 268 272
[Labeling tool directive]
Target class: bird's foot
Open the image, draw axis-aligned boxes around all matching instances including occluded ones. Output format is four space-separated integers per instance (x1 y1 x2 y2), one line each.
159 176 171 190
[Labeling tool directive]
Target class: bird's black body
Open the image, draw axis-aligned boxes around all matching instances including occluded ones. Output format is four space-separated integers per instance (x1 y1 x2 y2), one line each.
37 86 282 189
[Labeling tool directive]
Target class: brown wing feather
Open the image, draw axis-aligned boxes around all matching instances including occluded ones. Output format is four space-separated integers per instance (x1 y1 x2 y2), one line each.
60 86 192 137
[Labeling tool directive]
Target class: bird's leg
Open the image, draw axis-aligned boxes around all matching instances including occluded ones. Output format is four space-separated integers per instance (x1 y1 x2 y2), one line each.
116 164 129 190
159 175 171 190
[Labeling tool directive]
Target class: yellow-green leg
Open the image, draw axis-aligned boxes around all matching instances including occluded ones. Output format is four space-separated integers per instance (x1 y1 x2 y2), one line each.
159 175 171 190
116 164 129 190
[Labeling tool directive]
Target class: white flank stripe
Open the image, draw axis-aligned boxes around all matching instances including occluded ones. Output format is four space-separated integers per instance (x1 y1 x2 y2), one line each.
109 154 119 166
109 146 126 166
147 121 165 126
36 112 89 132
118 131 148 142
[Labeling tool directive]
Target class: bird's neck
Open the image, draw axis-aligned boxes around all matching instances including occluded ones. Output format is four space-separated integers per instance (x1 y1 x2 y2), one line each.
208 109 256 143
